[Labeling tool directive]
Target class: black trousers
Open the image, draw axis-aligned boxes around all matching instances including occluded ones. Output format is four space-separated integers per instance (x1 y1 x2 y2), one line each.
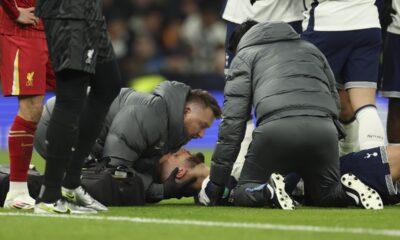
233 116 350 207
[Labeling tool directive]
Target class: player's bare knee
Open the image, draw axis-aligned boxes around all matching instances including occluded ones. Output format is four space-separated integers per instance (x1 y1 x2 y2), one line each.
348 88 377 110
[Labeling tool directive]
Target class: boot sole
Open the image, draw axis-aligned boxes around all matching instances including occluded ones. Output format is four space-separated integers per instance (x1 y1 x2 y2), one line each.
341 173 383 210
270 173 295 210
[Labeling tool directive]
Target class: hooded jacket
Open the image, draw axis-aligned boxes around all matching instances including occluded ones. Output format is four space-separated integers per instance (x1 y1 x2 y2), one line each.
34 81 191 202
210 21 340 186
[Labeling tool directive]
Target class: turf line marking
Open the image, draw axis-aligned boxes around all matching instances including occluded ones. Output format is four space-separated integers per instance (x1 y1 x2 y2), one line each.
1 212 400 237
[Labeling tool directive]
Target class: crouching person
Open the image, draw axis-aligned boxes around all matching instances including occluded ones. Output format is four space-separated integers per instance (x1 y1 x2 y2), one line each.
33 81 220 207
199 21 383 210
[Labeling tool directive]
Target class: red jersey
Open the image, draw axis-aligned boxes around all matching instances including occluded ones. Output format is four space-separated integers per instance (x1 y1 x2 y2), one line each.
0 0 45 38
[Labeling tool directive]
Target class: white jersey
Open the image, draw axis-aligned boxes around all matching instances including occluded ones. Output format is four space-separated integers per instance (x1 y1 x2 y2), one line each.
222 0 304 24
302 0 381 31
388 0 400 34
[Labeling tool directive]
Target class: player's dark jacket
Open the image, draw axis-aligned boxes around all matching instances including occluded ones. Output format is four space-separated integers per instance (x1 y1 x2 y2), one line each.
35 0 103 20
34 81 191 202
210 22 341 186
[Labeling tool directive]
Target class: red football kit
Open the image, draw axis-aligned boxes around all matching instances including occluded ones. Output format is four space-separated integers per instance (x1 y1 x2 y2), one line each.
0 0 55 96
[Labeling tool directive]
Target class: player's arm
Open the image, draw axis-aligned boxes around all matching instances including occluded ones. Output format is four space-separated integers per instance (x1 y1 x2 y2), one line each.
206 54 252 204
2 0 38 25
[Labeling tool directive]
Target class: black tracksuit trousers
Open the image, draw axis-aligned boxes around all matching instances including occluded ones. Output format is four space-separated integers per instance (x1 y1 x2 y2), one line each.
233 116 350 207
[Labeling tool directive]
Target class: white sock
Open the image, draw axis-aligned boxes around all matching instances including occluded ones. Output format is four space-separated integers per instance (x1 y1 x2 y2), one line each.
231 120 254 181
356 106 385 150
9 181 29 194
339 119 360 156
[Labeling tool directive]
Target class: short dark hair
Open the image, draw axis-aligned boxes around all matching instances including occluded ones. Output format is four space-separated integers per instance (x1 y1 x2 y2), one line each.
186 152 205 168
228 20 258 53
186 89 222 119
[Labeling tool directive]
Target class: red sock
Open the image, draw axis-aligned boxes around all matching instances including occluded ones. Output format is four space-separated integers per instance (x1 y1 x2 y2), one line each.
8 115 37 182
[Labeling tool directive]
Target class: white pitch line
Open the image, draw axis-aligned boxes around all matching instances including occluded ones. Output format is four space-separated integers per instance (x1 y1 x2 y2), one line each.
1 212 400 237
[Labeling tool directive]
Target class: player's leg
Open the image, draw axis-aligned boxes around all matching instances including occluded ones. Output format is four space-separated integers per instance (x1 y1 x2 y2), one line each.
380 32 400 144
387 145 400 182
301 30 359 155
345 28 385 150
387 99 400 143
61 20 120 211
4 96 43 209
1 35 48 209
340 146 398 205
338 90 359 156
34 19 97 214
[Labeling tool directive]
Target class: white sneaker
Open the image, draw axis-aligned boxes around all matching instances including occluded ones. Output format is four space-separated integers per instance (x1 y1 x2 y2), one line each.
3 192 35 210
34 199 97 214
341 173 383 210
62 186 108 211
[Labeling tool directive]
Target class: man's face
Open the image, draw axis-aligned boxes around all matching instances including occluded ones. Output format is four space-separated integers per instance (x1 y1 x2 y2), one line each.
183 103 215 140
161 148 192 169
160 149 210 190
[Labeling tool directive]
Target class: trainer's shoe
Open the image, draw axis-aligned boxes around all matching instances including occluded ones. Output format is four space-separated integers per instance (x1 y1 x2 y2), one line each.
3 192 35 210
34 199 97 214
341 173 383 210
267 173 295 210
62 186 108 212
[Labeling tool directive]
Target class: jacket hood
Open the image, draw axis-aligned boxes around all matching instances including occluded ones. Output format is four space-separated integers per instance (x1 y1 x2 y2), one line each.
153 81 191 150
237 21 300 52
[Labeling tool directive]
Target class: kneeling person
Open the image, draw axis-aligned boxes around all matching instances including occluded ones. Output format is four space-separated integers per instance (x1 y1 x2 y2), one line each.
200 21 382 210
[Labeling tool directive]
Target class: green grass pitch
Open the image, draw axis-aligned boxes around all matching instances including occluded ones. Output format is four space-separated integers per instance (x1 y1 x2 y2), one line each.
0 150 400 240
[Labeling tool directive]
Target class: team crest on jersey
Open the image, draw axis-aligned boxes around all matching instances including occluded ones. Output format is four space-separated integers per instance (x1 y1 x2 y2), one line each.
364 152 378 159
26 72 34 86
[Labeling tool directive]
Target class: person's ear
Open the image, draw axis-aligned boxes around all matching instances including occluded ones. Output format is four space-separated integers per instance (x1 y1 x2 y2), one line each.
176 167 188 179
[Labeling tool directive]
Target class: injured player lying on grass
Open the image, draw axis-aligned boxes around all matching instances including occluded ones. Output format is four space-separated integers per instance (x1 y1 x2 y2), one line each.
198 145 400 209
4 145 398 208
0 148 209 207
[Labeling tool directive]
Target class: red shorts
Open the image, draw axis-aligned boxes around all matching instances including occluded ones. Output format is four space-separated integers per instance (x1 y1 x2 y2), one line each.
0 34 56 96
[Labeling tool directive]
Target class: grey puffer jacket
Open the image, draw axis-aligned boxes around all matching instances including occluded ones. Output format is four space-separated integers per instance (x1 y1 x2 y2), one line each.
34 81 191 202
210 21 340 186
